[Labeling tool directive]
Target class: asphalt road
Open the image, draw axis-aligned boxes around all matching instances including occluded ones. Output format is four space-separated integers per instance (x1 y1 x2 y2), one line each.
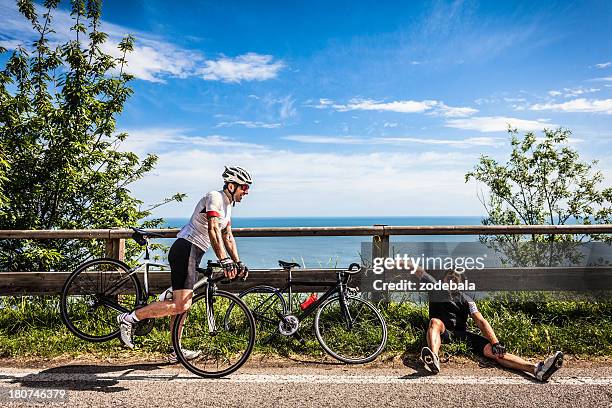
0 359 611 407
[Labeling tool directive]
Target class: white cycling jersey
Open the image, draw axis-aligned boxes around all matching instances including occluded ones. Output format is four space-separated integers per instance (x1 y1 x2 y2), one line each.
177 190 232 252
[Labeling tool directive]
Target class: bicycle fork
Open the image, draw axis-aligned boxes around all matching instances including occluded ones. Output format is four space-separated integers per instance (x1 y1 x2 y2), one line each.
338 292 354 331
206 283 218 336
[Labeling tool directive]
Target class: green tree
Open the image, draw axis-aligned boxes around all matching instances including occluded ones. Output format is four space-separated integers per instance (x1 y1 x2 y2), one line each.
0 0 184 271
465 128 612 265
0 144 8 212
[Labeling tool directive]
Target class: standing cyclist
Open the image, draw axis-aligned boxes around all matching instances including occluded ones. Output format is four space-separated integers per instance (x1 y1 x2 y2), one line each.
117 166 252 363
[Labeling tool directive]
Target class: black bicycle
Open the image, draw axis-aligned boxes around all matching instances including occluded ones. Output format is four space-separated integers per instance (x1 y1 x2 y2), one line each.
59 228 256 378
233 260 387 364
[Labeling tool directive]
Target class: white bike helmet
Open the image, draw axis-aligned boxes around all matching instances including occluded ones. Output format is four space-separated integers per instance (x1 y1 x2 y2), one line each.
222 166 253 185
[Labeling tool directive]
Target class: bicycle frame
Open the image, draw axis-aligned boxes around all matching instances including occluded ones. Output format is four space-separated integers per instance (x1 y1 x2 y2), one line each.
277 268 356 328
102 258 169 303
100 241 210 308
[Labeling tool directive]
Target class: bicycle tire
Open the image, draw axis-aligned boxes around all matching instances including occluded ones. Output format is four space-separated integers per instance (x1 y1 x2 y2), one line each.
236 285 287 343
60 258 142 342
172 290 256 378
314 294 387 364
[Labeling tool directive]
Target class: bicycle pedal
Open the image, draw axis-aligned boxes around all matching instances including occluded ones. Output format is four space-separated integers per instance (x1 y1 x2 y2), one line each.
134 318 155 336
293 332 306 345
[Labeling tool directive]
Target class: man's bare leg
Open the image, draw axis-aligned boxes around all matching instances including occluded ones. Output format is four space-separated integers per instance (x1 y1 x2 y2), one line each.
483 343 537 373
421 318 446 373
427 318 446 354
134 289 193 320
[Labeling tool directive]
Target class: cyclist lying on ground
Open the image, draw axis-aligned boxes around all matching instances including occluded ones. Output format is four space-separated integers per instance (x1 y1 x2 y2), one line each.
402 261 563 382
116 166 252 362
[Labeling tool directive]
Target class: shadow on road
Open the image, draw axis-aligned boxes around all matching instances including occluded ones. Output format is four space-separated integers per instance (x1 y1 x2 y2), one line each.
2 362 173 393
283 356 345 366
399 351 542 383
400 353 437 378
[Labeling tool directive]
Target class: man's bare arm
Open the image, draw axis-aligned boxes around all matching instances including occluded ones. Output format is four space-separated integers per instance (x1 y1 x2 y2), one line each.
472 311 499 345
207 216 228 260
223 224 248 279
222 224 240 263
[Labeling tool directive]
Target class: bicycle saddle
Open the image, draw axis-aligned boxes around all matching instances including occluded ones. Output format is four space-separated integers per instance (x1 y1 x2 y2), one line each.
344 263 363 275
278 260 301 269
131 227 164 245
131 227 165 237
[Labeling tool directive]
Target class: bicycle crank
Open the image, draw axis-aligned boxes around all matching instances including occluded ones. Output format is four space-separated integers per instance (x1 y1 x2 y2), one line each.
134 318 155 336
133 304 155 336
278 315 300 336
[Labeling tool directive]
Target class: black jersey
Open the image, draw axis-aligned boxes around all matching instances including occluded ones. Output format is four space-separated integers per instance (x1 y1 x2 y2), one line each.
422 272 478 331
429 293 473 331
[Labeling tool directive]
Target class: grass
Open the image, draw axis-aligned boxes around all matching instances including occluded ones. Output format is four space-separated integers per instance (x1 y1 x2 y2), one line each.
0 294 611 359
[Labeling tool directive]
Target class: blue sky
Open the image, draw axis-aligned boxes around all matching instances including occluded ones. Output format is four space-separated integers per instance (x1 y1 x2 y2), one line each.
1 0 611 217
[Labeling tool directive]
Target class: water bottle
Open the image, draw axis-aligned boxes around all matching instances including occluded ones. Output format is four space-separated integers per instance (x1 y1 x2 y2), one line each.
158 287 173 301
300 293 318 310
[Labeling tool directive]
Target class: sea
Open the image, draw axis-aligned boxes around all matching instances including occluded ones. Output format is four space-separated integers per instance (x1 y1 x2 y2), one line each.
159 216 484 269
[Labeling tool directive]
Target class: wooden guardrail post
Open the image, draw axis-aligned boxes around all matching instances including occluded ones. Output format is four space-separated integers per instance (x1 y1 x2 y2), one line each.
371 224 389 261
105 238 125 261
371 224 389 302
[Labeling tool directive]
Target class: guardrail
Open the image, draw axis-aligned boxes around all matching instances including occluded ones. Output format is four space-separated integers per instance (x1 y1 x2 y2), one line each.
1 224 611 295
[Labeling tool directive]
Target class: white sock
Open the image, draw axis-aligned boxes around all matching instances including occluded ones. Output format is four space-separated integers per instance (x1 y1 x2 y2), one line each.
122 311 140 324
533 363 541 375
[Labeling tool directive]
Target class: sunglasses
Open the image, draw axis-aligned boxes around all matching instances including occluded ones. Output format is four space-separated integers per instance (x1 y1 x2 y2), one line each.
239 183 250 192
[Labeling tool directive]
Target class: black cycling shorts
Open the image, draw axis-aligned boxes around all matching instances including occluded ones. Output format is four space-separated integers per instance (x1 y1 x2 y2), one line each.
169 238 205 290
441 330 490 356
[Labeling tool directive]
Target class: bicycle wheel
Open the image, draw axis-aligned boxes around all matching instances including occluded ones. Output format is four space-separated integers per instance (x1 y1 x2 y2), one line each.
60 258 141 342
172 290 255 378
314 294 387 364
238 286 286 343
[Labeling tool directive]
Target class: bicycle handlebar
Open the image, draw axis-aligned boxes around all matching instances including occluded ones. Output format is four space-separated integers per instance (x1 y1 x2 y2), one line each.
201 261 243 284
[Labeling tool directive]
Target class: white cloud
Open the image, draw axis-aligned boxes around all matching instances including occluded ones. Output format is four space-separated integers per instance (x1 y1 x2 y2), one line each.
332 99 438 113
589 77 612 82
122 127 592 217
128 136 485 217
312 98 477 117
474 98 496 105
595 62 611 69
284 136 363 144
0 0 283 83
320 98 334 106
0 39 22 49
445 116 555 132
547 87 600 98
117 128 265 156
303 98 334 109
198 53 284 83
0 0 197 82
379 136 503 147
284 135 503 148
433 102 479 118
279 96 297 119
530 98 612 114
99 41 200 83
503 97 527 103
215 121 282 129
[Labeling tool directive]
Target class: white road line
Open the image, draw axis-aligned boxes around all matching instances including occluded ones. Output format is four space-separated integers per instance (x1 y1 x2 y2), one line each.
2 371 612 386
